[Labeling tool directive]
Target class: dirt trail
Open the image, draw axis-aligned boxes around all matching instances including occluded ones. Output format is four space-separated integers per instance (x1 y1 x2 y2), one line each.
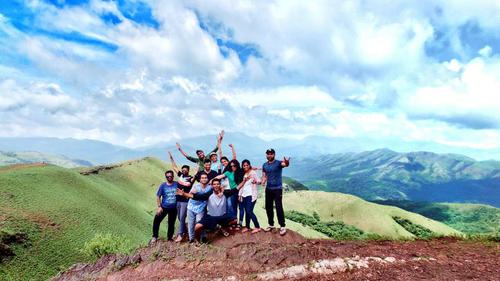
53 230 499 281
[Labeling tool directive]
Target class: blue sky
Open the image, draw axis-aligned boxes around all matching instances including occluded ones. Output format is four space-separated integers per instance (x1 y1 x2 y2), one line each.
0 0 499 159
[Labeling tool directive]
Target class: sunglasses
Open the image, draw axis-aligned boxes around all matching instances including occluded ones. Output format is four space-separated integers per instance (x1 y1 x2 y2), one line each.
166 175 174 178
230 165 237 167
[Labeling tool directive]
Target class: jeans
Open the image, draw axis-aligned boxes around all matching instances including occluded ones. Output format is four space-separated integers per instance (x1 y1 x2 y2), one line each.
187 209 205 241
226 193 238 220
265 188 286 227
238 199 245 225
152 207 177 239
176 202 188 236
242 196 260 229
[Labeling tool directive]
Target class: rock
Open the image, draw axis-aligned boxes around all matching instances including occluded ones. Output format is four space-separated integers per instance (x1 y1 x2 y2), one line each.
384 257 396 263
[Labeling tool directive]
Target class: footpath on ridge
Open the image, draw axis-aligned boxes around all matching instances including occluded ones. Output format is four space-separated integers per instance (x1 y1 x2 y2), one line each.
53 230 499 281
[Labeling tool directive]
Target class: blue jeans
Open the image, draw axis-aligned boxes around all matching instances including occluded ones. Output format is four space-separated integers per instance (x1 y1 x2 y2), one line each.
176 202 188 235
242 196 260 229
187 209 205 241
238 199 245 225
226 193 238 220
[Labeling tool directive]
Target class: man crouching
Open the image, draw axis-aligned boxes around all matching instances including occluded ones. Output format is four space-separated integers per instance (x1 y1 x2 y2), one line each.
176 178 239 241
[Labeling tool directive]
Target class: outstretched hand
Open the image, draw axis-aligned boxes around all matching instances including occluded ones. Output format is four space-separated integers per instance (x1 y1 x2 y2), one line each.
175 142 181 149
228 143 233 148
283 157 291 167
176 188 184 196
168 151 174 159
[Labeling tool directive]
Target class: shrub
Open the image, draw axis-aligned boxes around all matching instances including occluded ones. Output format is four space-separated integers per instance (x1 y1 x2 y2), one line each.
81 233 131 260
393 216 435 240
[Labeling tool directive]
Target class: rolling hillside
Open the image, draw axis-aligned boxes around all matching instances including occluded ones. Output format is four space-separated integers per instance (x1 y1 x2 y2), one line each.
0 158 459 280
287 149 500 206
0 151 92 168
372 200 500 234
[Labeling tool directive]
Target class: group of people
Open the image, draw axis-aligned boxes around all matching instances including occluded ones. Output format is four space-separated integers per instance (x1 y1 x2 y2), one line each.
151 131 290 244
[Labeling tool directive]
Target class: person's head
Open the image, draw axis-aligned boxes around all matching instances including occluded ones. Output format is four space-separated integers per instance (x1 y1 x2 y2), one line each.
199 172 208 185
196 149 205 159
242 159 252 172
266 148 276 162
165 170 174 183
203 159 211 171
230 159 244 184
181 165 190 176
220 156 229 167
209 152 218 162
211 178 222 193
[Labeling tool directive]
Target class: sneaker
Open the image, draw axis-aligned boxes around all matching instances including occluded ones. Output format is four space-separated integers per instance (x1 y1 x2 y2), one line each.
148 237 158 246
174 235 183 243
279 227 287 236
264 226 275 232
200 236 209 244
251 228 262 234
188 239 195 244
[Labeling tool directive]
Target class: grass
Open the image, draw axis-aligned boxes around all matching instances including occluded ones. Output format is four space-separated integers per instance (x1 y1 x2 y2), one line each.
372 200 500 234
0 158 463 280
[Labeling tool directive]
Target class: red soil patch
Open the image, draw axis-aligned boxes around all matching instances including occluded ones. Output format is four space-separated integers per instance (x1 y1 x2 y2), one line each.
53 230 500 281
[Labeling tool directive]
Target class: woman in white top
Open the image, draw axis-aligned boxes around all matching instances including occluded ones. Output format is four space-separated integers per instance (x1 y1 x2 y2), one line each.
238 159 262 233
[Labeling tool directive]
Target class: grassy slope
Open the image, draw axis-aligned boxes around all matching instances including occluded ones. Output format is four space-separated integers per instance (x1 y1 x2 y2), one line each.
0 158 166 281
372 200 500 234
0 158 458 280
0 151 92 168
283 191 461 239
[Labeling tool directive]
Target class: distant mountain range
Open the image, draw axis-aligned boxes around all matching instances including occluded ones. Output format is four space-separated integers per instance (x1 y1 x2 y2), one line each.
0 133 363 165
287 149 500 207
0 151 92 168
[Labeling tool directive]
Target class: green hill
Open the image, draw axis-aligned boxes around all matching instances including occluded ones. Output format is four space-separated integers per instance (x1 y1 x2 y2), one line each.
372 200 500 234
0 151 92 168
0 158 459 280
287 149 500 206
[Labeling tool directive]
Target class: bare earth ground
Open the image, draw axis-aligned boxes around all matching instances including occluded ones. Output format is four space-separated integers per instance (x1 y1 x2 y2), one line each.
53 230 499 281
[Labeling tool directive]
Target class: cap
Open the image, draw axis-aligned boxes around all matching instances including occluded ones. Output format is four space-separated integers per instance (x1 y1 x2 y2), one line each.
209 152 217 156
265 148 275 154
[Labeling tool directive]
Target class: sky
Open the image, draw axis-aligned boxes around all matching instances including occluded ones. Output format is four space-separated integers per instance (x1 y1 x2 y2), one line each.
0 0 499 159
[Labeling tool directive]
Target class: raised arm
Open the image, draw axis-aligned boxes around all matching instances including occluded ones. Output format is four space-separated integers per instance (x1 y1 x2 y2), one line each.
217 134 223 158
228 144 237 160
177 179 192 187
168 151 180 175
176 142 198 163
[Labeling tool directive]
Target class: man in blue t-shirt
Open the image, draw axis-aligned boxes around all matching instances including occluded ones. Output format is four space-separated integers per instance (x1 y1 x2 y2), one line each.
150 170 179 244
261 148 290 236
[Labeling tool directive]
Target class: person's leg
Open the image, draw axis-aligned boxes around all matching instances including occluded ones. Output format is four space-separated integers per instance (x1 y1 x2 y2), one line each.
249 199 260 229
238 198 245 226
187 209 196 241
152 208 167 238
177 202 188 236
243 196 252 229
265 189 275 227
274 189 286 227
166 208 177 240
226 194 235 219
194 223 204 240
230 194 238 218
196 211 207 241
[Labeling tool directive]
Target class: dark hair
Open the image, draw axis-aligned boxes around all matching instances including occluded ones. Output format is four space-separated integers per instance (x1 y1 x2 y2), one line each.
199 172 208 178
165 170 174 177
181 165 190 170
211 178 221 184
196 149 203 154
220 156 230 173
229 159 244 184
242 159 252 170
204 159 211 164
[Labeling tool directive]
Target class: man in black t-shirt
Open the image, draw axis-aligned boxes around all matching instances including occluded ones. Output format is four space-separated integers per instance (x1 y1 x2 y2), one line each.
194 159 218 182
